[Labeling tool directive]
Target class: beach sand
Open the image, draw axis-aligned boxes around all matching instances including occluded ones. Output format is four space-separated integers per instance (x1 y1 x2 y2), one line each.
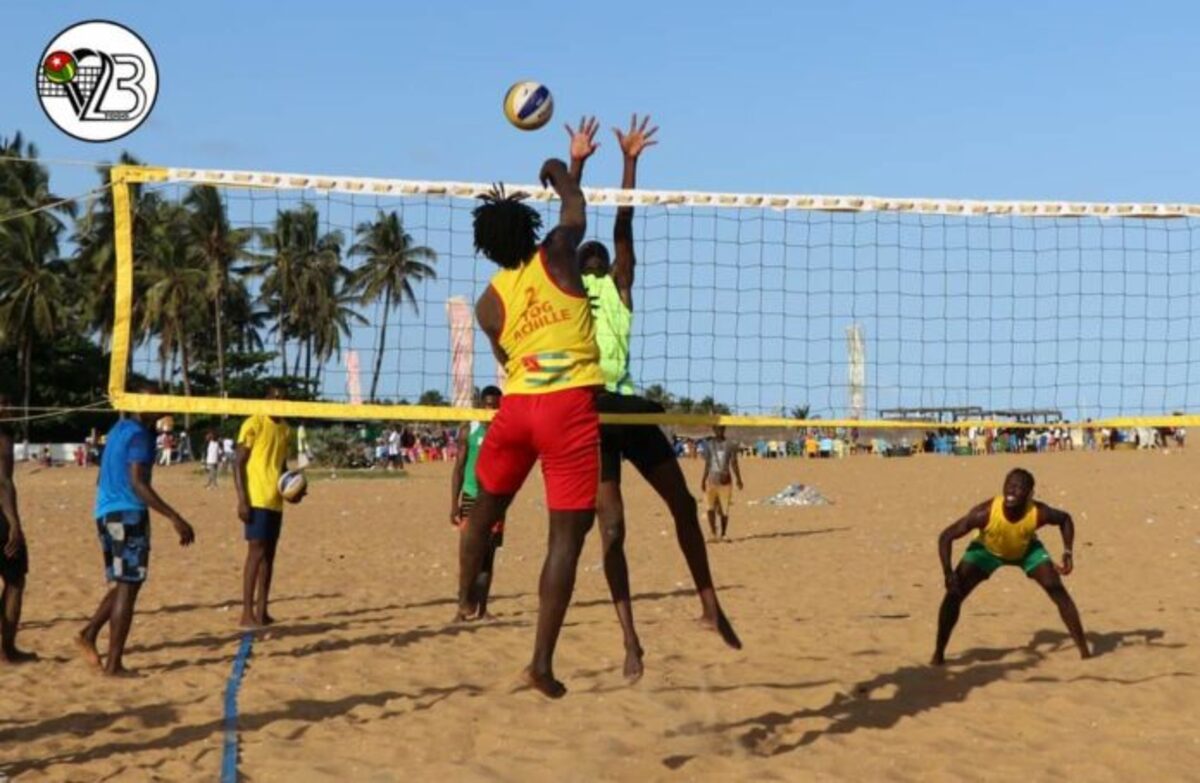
1 448 1198 781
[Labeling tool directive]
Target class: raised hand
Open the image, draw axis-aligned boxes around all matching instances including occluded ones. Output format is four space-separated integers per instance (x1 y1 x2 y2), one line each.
613 113 659 159
564 116 600 162
539 158 570 190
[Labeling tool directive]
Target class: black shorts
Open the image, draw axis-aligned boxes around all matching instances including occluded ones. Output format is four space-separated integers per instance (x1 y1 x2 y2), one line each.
245 508 283 542
0 515 28 582
595 392 677 483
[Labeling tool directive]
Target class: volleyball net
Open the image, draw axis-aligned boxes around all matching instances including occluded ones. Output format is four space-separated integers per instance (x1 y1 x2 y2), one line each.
108 164 1200 428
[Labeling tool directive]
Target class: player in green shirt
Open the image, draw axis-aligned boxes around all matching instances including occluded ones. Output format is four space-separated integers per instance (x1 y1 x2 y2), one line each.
450 386 505 619
567 115 741 681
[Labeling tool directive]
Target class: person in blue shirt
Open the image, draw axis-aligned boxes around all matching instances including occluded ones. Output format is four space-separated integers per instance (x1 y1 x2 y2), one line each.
76 383 195 677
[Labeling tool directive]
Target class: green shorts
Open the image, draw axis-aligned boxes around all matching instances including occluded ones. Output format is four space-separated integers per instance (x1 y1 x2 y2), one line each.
961 539 1051 576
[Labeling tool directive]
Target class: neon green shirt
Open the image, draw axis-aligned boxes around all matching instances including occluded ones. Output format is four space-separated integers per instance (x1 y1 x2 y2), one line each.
582 274 634 395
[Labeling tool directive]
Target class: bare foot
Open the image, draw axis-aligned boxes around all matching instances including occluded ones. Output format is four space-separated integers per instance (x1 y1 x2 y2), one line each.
476 611 498 622
522 666 567 699
623 645 645 682
452 603 478 623
74 632 103 670
261 613 276 626
930 651 946 666
103 665 141 679
1 647 38 664
239 615 263 630
698 609 743 650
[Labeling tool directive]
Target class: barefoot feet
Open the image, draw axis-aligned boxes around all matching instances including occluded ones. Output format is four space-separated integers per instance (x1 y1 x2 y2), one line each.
623 644 645 682
522 666 567 699
697 609 742 650
74 631 103 670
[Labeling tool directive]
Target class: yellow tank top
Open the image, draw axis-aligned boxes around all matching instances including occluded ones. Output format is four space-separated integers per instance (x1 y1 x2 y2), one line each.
977 496 1039 560
489 247 604 395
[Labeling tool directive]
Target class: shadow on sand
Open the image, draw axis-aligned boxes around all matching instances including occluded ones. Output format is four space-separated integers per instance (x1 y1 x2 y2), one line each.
663 627 1188 767
3 684 481 777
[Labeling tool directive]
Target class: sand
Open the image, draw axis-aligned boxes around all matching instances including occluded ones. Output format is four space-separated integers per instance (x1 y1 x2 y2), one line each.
1 448 1198 781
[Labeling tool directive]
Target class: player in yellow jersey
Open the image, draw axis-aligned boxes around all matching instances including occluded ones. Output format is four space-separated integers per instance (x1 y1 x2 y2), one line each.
932 468 1090 664
565 115 741 681
457 157 603 699
234 385 298 628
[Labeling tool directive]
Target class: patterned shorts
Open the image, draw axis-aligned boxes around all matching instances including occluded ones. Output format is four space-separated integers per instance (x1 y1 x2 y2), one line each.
457 494 505 546
96 510 151 584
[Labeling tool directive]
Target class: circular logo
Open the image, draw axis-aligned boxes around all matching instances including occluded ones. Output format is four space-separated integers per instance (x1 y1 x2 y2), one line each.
35 20 159 143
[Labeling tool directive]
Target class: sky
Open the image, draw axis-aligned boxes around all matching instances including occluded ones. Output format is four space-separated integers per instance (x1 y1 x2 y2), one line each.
3 1 1200 420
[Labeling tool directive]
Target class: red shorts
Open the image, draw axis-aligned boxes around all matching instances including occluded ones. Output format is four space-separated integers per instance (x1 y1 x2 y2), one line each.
475 387 599 511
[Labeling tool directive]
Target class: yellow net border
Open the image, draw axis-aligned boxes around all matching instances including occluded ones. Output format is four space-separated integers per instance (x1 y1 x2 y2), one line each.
106 165 1200 429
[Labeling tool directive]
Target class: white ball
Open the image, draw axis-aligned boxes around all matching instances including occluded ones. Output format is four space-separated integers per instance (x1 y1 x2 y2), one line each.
278 470 307 503
503 81 553 131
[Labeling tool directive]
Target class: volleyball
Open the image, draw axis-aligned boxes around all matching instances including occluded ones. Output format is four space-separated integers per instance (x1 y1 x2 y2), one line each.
278 470 307 503
503 81 553 130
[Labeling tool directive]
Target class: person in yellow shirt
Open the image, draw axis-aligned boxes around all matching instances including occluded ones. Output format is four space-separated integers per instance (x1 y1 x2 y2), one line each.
457 158 602 699
233 386 300 628
932 468 1090 664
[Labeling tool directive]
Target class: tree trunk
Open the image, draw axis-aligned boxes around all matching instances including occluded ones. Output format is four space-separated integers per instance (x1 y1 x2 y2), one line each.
215 287 226 398
292 340 303 378
370 295 391 403
21 334 32 444
180 336 193 429
278 296 288 378
304 337 312 389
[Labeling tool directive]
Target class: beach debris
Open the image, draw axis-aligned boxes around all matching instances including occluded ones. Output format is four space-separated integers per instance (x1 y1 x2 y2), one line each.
758 483 832 507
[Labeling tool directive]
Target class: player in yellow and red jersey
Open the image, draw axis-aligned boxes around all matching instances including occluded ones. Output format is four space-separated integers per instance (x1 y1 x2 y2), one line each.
457 158 603 698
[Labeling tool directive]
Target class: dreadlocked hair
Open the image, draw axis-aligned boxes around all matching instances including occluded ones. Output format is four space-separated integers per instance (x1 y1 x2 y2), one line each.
472 184 543 269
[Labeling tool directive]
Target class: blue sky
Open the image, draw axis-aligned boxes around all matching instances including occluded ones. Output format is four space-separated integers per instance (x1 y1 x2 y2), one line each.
3 1 1200 419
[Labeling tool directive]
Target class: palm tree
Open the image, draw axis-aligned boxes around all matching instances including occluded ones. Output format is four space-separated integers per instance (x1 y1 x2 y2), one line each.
696 396 731 416
252 204 344 379
290 249 365 389
643 383 674 409
138 202 206 408
72 152 151 351
309 273 367 390
349 211 437 402
0 134 77 439
418 389 448 406
252 209 300 375
220 282 269 354
184 185 254 399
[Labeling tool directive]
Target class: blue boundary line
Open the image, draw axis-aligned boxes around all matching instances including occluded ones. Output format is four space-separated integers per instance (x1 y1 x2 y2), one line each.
220 632 255 783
